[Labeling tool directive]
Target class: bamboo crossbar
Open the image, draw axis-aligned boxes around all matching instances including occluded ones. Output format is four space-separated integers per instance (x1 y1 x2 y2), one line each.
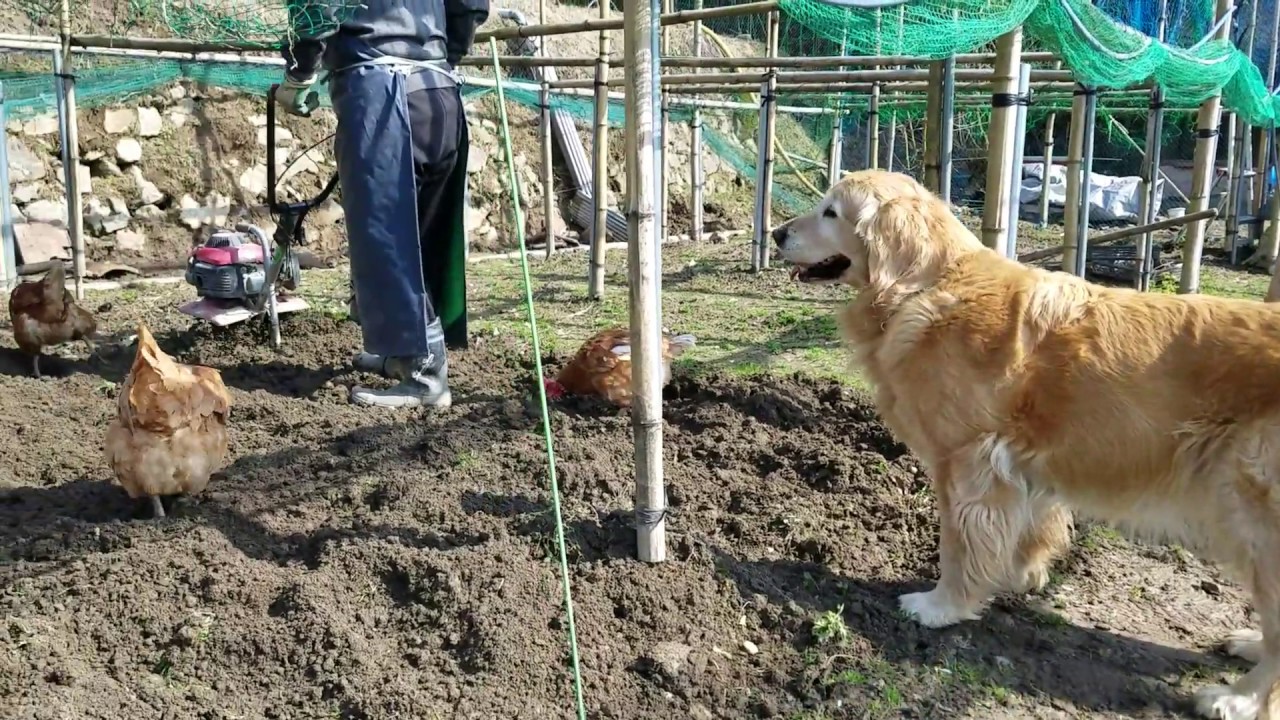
550 68 1075 90
1018 208 1218 263
478 0 780 41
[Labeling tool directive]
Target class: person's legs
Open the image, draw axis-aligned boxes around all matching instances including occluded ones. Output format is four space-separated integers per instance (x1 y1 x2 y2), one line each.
350 83 462 407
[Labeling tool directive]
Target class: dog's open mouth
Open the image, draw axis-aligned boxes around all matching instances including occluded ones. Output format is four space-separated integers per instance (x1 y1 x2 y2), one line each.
788 255 851 283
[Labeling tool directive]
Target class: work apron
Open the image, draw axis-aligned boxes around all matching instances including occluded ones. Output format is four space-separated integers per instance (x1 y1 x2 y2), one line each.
328 56 470 356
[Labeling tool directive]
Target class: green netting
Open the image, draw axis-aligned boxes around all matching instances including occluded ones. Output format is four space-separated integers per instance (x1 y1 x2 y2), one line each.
779 0 1280 127
2 0 359 45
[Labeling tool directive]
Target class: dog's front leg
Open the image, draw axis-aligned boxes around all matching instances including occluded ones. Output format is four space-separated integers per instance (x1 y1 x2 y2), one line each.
900 445 1031 628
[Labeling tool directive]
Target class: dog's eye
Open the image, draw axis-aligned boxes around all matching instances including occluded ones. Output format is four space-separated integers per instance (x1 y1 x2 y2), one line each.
823 207 837 219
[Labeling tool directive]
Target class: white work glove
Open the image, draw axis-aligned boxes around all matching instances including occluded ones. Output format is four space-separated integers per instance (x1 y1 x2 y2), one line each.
277 73 321 117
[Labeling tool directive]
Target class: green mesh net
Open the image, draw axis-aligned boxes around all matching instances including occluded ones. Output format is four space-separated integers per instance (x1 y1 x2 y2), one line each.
1 0 359 45
779 0 1280 127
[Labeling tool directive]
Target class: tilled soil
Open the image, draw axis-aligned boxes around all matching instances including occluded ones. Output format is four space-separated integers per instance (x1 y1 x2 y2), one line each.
0 307 1255 720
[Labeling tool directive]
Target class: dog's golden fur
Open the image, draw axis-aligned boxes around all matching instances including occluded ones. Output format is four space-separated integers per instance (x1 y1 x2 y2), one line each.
773 168 1280 720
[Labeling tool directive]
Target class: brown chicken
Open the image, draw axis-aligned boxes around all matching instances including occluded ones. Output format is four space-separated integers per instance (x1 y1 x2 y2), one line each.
544 327 696 407
8 262 98 378
104 323 232 519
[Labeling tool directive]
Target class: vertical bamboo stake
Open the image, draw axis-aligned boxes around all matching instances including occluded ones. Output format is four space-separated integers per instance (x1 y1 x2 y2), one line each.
1226 0 1259 263
883 5 904 171
923 61 942 192
625 0 666 563
538 0 555 258
1062 90 1087 273
980 26 1022 252
1037 60 1062 229
0 81 16 290
1253 2 1279 224
1180 0 1234 293
690 0 705 240
1005 63 1031 259
660 0 673 244
1074 88 1099 277
866 10 882 170
939 54 956 204
828 32 848 190
57 0 84 300
752 9 779 273
1253 3 1280 266
1135 0 1168 290
587 0 610 299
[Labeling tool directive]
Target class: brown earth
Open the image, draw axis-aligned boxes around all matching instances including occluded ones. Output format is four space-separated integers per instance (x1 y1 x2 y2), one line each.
0 284 1256 720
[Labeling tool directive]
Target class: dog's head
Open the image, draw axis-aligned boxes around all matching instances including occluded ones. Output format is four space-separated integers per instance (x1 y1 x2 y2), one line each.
772 169 979 299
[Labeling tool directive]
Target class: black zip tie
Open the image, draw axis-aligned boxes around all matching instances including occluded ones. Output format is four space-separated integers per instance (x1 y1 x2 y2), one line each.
1073 87 1097 96
1197 128 1219 138
635 506 668 529
991 92 1018 108
1149 97 1165 110
54 72 76 80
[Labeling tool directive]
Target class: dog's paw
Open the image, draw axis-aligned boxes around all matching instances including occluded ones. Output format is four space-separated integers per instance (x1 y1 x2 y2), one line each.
898 590 978 628
1223 629 1264 664
1195 685 1260 720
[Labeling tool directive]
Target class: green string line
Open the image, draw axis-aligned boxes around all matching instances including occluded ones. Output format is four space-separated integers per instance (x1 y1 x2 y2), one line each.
487 37 589 720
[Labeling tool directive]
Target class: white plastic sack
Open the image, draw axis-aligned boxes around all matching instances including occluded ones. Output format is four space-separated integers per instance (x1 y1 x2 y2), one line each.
1018 162 1164 223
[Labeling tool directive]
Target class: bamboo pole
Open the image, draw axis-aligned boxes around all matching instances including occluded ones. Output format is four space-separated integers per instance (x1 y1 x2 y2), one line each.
539 0 556 258
0 32 1062 66
690 0 705 240
829 32 849 190
482 0 778 42
655 51 1062 67
867 10 882 170
1006 62 1031 258
980 27 1022 252
939 55 956 204
1179 0 1234 293
1252 2 1280 268
1062 90 1087 273
1135 0 1168 290
549 67 1067 90
1252 2 1279 235
1037 61 1063 229
625 0 666 563
588 0 610 300
660 0 673 245
1019 208 1218 263
884 5 904 171
752 10 780 272
923 61 942 192
1073 88 1100 277
56 1 84 300
0 81 15 291
1225 0 1259 263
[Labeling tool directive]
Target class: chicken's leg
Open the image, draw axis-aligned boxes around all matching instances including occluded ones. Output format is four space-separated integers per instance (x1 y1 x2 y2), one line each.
150 495 166 519
31 354 41 379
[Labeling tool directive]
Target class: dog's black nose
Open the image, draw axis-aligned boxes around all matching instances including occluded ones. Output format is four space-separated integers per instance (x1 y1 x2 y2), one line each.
771 225 788 246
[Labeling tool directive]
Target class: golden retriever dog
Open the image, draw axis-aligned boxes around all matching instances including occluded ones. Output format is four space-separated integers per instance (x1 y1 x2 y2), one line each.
772 168 1280 720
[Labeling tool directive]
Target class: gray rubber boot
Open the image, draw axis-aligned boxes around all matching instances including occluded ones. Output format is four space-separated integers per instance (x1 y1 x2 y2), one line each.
352 351 388 375
350 322 451 409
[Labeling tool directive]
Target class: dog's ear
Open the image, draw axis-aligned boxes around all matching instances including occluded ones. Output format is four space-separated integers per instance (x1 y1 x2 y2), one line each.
862 196 947 301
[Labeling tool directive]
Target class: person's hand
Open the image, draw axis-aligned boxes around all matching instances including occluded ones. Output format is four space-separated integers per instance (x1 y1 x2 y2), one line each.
277 73 321 117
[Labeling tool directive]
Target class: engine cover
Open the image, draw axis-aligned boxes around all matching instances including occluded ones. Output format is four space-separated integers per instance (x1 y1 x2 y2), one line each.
185 229 297 301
